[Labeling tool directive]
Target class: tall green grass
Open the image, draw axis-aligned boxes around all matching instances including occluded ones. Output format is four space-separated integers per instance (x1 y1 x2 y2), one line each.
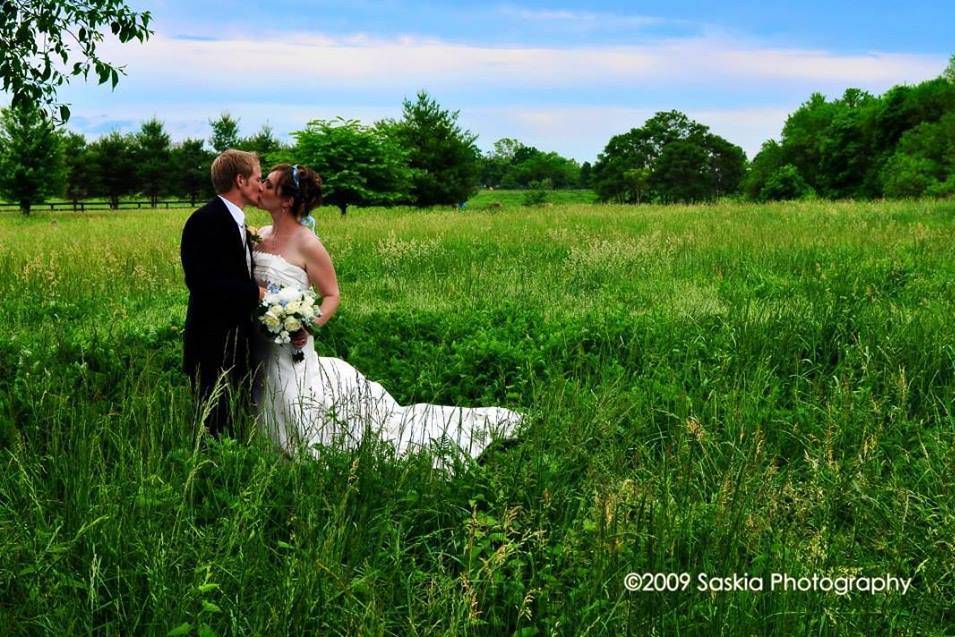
1 199 954 635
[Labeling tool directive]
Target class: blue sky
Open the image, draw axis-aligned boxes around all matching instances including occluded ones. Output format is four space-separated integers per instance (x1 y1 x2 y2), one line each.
52 1 952 161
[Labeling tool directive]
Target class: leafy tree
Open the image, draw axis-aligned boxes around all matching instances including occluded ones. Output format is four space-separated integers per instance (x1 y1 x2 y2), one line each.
171 138 214 205
944 54 955 83
492 138 525 162
386 91 481 206
291 118 413 215
757 79 955 200
621 168 651 204
0 1 152 123
881 154 939 197
522 181 550 206
61 130 95 207
579 161 593 188
778 93 841 191
87 131 136 209
593 110 743 203
704 134 747 197
503 151 580 189
209 113 241 153
759 164 815 201
240 123 284 162
0 104 64 214
880 112 955 197
742 140 784 200
651 141 713 203
815 89 878 197
134 117 171 206
480 151 509 189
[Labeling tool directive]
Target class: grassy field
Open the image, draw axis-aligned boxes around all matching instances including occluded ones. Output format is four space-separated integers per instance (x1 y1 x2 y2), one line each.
1 198 954 635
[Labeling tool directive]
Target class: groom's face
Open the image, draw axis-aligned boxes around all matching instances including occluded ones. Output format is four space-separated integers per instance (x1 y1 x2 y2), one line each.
236 162 263 208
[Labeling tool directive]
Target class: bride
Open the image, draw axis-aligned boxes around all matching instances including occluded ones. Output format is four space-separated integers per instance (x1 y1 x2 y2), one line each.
251 163 524 466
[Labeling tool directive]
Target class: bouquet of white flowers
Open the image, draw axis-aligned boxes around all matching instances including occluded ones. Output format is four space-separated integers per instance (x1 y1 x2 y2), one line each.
256 283 322 363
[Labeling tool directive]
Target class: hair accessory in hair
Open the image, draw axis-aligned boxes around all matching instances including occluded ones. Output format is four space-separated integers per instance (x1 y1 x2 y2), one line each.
291 164 301 189
300 214 316 233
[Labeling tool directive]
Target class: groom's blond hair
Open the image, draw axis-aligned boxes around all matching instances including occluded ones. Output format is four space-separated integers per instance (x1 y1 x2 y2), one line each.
211 149 259 194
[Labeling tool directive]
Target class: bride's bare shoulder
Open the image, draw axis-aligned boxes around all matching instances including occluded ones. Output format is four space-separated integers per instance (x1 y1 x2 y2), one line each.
296 226 325 248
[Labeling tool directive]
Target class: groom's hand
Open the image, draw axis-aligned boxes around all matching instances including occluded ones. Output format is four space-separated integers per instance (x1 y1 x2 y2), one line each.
291 329 308 349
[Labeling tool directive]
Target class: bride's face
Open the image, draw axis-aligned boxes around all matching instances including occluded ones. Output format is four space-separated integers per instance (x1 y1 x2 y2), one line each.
259 170 292 214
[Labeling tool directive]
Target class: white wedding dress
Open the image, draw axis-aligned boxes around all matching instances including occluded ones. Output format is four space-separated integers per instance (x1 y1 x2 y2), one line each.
251 251 524 466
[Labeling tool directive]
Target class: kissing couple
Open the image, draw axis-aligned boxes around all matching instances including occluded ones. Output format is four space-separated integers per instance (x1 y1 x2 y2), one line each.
180 149 524 467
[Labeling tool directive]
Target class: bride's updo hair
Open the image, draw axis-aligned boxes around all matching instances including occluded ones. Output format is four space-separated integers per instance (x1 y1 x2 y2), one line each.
270 163 322 220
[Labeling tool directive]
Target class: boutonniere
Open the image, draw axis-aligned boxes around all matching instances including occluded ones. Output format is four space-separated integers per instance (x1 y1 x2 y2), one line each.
246 225 263 245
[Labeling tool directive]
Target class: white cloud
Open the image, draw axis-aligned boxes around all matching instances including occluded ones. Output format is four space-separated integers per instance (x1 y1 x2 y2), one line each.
60 30 946 161
99 31 945 92
497 5 670 29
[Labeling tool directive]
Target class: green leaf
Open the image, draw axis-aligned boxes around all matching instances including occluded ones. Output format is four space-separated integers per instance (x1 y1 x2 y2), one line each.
197 583 219 593
201 601 222 614
166 623 192 636
197 624 216 637
59 104 70 122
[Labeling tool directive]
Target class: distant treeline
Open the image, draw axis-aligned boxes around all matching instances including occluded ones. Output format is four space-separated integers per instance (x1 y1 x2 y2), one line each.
0 59 953 214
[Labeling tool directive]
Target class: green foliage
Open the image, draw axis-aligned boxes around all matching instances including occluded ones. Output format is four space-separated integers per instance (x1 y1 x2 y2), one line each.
742 140 784 200
135 118 172 206
209 113 241 154
171 139 214 205
387 91 481 206
290 117 413 215
521 181 549 206
482 139 583 190
620 167 651 204
506 152 580 189
0 1 152 123
758 164 815 201
86 131 137 209
944 54 955 83
239 123 285 163
593 110 744 203
756 80 955 200
881 112 955 198
0 103 64 214
650 140 712 203
61 131 94 204
579 161 592 188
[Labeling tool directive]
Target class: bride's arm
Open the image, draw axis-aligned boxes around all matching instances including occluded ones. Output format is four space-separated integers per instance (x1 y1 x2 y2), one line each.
303 237 340 328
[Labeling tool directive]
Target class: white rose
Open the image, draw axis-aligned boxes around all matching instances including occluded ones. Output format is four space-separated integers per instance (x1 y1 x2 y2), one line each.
277 286 301 304
264 293 279 306
263 313 281 332
269 304 283 317
286 301 302 315
284 317 302 332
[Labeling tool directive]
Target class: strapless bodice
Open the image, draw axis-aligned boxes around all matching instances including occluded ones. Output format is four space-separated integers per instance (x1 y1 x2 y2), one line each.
253 251 309 289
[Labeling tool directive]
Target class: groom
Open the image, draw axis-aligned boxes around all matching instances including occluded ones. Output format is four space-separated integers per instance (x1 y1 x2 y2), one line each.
181 149 266 438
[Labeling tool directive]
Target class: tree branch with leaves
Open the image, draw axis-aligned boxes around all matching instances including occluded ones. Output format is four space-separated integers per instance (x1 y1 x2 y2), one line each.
0 0 152 123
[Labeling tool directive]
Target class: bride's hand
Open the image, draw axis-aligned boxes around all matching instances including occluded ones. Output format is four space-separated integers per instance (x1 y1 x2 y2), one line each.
290 328 309 349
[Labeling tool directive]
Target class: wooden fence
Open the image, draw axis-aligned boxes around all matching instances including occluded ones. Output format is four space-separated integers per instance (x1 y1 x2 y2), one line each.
0 200 199 212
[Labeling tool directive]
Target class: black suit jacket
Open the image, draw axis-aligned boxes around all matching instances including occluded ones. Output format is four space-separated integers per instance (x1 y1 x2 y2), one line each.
180 197 259 379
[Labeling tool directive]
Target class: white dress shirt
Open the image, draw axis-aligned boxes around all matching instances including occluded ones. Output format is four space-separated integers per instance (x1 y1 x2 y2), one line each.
218 195 252 275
